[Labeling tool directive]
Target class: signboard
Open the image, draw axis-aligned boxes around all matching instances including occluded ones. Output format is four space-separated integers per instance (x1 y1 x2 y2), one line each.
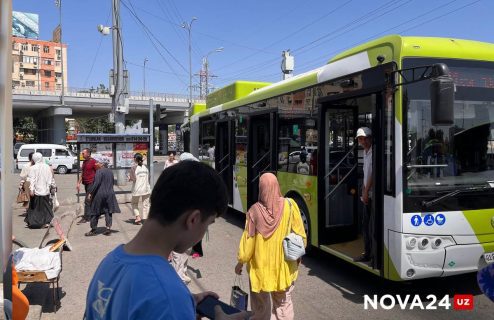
77 134 150 143
13 11 39 39
116 143 148 168
52 25 61 43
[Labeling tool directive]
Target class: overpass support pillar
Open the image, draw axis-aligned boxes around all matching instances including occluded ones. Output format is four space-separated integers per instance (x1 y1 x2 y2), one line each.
159 124 168 155
37 106 72 144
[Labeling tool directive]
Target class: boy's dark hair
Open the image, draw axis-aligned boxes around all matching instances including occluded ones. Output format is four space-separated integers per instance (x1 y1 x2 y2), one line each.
28 152 34 161
168 151 176 156
149 161 228 225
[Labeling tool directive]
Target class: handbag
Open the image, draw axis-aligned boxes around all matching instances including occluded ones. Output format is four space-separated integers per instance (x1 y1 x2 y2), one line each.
230 275 249 311
16 189 29 203
282 199 306 261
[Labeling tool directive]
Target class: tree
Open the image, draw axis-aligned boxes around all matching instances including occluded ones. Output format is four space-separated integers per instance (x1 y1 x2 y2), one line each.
75 117 115 134
13 117 38 142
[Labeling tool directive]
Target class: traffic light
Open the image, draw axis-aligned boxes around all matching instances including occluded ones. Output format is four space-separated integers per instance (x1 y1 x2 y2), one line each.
155 104 167 121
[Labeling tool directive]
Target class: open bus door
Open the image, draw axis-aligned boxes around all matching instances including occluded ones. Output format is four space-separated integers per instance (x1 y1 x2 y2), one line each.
318 105 359 244
247 112 277 208
215 119 235 205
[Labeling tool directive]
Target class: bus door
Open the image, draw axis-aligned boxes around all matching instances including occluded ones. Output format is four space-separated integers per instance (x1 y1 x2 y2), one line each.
215 119 235 205
318 104 359 244
247 112 277 208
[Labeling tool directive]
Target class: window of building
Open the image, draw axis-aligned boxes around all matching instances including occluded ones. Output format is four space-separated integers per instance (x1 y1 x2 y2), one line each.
55 61 61 67
56 84 62 90
44 70 52 77
12 80 20 88
21 43 28 51
32 45 39 52
26 81 35 87
12 42 18 50
22 56 38 64
43 59 52 65
55 72 62 78
45 82 50 89
56 49 61 60
43 46 50 53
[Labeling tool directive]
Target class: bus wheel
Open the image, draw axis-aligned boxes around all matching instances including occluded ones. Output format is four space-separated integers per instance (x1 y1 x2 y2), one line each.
292 197 311 252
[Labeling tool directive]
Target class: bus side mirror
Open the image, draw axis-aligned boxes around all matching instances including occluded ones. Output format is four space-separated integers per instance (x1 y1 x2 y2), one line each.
430 63 455 126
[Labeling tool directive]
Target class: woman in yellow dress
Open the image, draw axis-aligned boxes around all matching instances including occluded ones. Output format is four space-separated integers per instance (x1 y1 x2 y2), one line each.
235 173 306 320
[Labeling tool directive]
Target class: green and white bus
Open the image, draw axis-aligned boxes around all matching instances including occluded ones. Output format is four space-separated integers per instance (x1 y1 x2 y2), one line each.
189 35 494 281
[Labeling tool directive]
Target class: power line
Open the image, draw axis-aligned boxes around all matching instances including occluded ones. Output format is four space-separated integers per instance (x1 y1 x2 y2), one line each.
121 0 188 87
222 0 407 80
214 1 352 74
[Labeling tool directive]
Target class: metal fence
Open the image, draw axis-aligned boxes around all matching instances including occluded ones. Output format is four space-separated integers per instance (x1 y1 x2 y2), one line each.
13 87 205 104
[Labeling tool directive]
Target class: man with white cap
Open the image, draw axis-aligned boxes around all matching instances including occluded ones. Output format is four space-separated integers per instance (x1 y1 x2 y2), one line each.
355 127 374 263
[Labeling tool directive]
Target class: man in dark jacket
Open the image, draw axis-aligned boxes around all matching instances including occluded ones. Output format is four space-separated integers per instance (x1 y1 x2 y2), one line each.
85 156 120 236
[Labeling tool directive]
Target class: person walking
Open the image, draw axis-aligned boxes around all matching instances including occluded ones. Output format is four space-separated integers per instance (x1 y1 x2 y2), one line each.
25 152 56 229
77 148 97 224
235 172 306 320
85 161 252 320
129 153 151 225
18 152 34 210
85 156 121 236
169 152 198 284
355 127 374 263
163 151 178 170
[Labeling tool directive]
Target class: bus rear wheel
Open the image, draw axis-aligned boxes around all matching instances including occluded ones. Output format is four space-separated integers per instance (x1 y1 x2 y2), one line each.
290 196 311 253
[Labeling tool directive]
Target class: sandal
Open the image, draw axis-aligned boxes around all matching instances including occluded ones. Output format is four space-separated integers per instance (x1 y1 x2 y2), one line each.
103 228 112 236
85 230 97 237
134 218 142 225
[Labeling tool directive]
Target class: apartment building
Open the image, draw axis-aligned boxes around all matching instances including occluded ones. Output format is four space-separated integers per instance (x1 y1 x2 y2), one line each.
12 36 67 91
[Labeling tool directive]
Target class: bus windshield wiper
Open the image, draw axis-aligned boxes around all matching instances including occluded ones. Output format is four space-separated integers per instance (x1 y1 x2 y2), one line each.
421 184 494 209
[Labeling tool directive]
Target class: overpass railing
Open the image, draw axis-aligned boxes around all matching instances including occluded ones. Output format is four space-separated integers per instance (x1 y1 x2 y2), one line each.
12 87 205 104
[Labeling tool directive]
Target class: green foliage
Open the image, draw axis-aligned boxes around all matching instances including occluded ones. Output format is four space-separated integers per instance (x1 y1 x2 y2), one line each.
75 117 115 134
13 116 38 142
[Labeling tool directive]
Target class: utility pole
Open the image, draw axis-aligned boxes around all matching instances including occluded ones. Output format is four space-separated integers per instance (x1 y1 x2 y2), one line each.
111 0 127 185
181 17 197 152
55 0 64 105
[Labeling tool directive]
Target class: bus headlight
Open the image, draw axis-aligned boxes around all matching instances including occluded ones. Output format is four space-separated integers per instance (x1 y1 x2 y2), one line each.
418 238 429 250
406 237 417 249
431 238 442 249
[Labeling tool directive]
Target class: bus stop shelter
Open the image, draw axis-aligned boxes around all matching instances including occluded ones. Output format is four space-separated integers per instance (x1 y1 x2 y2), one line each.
76 133 151 202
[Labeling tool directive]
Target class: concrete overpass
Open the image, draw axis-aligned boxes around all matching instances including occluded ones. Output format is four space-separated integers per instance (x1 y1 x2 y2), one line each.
13 88 204 147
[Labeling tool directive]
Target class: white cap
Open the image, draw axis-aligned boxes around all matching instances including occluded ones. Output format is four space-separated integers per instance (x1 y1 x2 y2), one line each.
179 152 199 162
356 127 372 138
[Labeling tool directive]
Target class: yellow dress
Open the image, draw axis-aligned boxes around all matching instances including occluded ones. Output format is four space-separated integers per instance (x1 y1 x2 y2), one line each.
237 198 307 293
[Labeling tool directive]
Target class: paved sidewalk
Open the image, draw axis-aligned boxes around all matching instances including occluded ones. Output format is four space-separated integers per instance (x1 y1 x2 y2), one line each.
11 173 249 319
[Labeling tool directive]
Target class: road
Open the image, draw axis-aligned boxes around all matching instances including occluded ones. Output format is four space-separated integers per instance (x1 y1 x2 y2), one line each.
11 164 493 319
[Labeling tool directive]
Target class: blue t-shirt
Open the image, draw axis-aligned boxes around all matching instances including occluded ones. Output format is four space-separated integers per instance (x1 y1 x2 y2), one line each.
85 244 195 319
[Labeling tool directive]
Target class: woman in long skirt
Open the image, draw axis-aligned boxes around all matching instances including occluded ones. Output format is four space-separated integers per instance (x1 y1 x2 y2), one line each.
25 153 56 229
85 156 121 236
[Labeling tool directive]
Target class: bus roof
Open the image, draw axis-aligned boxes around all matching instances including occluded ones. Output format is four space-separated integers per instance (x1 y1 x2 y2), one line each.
192 35 494 121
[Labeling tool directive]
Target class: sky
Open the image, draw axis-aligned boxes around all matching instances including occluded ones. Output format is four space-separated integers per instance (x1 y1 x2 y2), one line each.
12 0 494 97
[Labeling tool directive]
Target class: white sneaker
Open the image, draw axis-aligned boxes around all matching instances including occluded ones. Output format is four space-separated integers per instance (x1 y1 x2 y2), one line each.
182 275 191 284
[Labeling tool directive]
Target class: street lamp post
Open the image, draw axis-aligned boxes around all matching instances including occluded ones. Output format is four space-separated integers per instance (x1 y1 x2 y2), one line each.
143 57 148 97
181 17 197 152
204 47 223 96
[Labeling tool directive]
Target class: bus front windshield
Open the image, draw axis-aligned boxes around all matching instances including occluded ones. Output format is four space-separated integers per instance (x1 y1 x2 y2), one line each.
403 58 494 212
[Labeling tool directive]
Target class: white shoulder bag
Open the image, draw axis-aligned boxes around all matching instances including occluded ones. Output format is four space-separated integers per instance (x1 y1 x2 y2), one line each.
282 199 306 261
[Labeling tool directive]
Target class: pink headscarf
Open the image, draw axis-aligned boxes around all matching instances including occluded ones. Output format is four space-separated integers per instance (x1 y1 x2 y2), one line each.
247 173 285 238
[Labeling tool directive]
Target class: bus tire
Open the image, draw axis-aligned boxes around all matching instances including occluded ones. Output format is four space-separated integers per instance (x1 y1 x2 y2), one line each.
286 193 311 253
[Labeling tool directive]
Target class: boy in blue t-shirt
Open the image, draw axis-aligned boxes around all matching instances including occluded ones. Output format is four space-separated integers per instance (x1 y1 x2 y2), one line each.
85 161 252 320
